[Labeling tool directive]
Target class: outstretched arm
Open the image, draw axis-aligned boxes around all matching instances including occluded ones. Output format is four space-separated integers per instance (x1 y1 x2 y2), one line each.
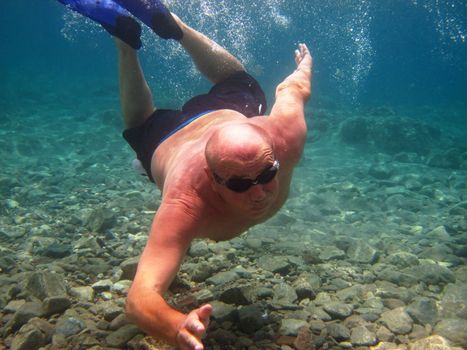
268 44 312 164
125 201 212 350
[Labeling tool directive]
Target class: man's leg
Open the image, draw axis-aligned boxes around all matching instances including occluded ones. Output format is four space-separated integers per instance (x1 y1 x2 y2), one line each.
173 15 246 84
116 39 155 129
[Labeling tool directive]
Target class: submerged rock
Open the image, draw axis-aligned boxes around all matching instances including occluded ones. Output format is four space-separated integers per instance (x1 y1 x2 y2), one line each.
439 283 467 319
26 271 67 300
434 318 467 348
380 307 413 335
410 335 453 350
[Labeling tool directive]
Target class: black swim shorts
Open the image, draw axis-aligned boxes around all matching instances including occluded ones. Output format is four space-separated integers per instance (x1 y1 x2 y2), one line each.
123 71 267 182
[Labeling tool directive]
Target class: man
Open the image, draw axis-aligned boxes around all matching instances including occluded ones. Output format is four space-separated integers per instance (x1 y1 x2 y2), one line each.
58 0 312 349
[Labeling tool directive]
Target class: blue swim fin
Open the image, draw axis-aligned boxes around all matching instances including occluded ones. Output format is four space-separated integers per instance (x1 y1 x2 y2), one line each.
58 0 142 49
113 0 183 40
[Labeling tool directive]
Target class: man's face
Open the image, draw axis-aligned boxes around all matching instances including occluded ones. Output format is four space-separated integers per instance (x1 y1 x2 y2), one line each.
210 156 280 218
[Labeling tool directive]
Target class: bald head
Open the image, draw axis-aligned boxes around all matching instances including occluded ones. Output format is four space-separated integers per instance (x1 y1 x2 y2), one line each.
205 123 273 171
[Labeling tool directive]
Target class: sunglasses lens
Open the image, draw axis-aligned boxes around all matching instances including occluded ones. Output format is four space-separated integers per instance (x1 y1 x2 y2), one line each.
226 179 253 193
258 167 278 184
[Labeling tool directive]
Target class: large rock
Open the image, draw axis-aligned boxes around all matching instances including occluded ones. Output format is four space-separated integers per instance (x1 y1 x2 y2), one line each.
211 301 237 323
26 271 67 300
237 305 265 334
323 302 353 319
279 319 309 336
434 318 467 348
403 264 455 285
11 324 45 350
273 283 298 306
257 255 294 275
120 256 139 280
5 302 44 333
380 307 413 335
350 326 378 346
86 207 117 233
439 283 467 319
410 335 453 350
406 297 438 326
105 324 141 347
347 240 379 264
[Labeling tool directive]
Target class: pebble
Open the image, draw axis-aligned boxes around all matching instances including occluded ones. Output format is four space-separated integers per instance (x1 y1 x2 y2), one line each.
279 319 309 336
323 301 354 319
105 324 141 347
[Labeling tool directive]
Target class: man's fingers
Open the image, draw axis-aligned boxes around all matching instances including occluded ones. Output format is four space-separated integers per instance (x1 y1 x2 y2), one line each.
197 304 213 320
178 328 204 350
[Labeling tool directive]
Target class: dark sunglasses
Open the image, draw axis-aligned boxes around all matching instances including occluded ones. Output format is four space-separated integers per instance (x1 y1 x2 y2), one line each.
213 160 280 193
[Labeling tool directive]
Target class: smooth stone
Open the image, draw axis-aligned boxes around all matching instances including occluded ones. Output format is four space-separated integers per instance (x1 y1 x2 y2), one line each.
439 283 467 319
347 240 379 264
4 300 26 313
109 313 129 331
350 325 378 346
378 269 418 287
257 255 293 275
410 335 453 350
237 305 265 334
206 270 239 286
319 246 346 261
69 286 94 302
323 302 354 319
100 301 123 322
326 323 351 341
92 279 113 292
219 286 252 305
42 296 71 316
43 242 71 258
26 271 67 300
105 324 141 347
245 238 263 249
434 318 467 348
293 274 316 300
380 307 413 335
189 261 214 282
55 316 86 337
6 302 44 333
279 319 309 336
293 326 314 350
86 207 117 233
72 236 101 253
11 324 45 350
119 256 139 280
211 301 237 323
188 241 210 257
112 280 132 295
273 283 298 305
403 263 455 285
406 297 438 326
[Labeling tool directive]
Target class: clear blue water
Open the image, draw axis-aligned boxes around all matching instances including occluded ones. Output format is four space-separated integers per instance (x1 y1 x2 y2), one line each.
0 1 466 348
1 0 466 116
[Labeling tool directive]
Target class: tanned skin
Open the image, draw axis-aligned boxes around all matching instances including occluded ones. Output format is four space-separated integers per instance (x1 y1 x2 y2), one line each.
116 14 312 350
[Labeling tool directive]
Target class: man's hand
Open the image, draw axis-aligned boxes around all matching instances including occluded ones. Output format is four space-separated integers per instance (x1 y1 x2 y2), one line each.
176 304 213 350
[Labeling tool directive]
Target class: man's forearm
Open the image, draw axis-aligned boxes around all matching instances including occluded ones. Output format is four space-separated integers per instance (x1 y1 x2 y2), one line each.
126 286 186 345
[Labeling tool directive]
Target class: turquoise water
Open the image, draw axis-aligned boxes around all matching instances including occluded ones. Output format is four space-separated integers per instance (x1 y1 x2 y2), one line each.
0 1 466 349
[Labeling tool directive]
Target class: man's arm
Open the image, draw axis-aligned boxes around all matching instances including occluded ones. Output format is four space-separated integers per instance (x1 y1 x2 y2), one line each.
125 200 211 350
268 44 312 164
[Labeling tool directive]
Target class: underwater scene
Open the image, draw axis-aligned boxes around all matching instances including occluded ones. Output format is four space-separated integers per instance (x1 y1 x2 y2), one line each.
0 0 466 349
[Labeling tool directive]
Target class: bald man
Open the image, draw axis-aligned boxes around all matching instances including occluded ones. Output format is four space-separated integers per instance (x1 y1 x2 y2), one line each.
58 1 312 349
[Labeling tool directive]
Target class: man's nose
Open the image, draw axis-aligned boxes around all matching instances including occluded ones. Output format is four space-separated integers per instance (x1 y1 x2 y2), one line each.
249 184 267 201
